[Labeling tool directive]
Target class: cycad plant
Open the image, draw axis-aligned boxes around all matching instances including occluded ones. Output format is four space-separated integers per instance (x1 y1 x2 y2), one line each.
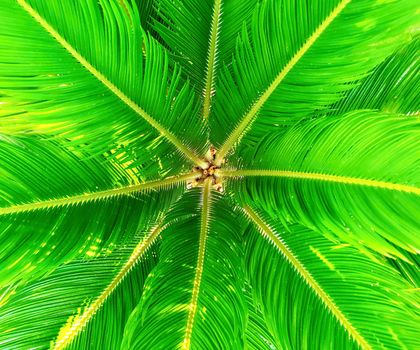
0 0 419 349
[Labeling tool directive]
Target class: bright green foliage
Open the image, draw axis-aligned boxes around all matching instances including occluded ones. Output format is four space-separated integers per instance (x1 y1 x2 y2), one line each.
121 191 246 349
0 0 419 349
244 216 419 349
232 112 420 258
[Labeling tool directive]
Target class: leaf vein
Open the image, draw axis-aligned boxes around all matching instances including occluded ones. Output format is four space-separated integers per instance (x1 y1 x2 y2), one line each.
52 220 166 350
0 173 196 216
202 0 222 121
216 0 352 163
242 205 371 350
220 169 420 195
182 180 212 349
16 0 203 165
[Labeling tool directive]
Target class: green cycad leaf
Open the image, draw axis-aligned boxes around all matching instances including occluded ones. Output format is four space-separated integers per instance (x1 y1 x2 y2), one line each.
2 0 419 348
243 207 419 349
135 0 156 35
0 135 131 207
389 252 420 290
226 111 420 258
211 0 417 158
122 188 247 349
67 248 159 350
0 0 206 169
0 135 184 286
335 36 419 115
0 244 158 350
244 287 276 350
153 0 257 119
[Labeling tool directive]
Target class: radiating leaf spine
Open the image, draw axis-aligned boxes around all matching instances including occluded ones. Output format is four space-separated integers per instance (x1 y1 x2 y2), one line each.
16 0 204 166
52 221 166 349
215 0 352 163
182 180 212 349
242 205 371 350
0 173 197 216
202 0 222 121
220 169 420 195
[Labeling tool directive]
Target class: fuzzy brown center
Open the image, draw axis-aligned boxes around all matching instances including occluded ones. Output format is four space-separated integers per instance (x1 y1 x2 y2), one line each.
187 147 224 192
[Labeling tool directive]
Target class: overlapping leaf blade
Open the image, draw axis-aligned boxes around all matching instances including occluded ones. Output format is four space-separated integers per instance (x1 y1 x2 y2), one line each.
66 247 159 350
121 190 247 349
335 36 419 115
211 0 417 150
231 111 420 258
243 287 276 350
243 210 419 349
153 0 257 95
0 244 158 350
0 135 182 287
0 0 205 174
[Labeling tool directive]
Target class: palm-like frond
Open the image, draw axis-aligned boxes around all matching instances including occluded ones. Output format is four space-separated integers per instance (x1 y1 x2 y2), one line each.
226 111 420 258
335 36 419 115
153 0 257 119
0 137 179 286
242 207 418 349
0 0 206 170
0 244 158 350
211 0 416 158
1 0 419 349
0 134 186 287
244 286 276 350
122 189 247 349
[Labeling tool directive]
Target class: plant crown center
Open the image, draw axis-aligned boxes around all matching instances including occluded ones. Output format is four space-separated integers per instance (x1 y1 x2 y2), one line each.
187 146 224 192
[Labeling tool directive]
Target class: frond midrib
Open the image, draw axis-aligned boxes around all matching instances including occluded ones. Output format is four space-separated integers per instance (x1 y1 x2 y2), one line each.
0 173 196 216
16 0 204 166
52 220 166 350
215 0 352 163
220 169 420 195
182 180 212 350
242 205 372 350
202 0 222 121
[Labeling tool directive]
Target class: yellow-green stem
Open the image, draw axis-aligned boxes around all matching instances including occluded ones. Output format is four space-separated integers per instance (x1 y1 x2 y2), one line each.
0 173 197 216
202 0 222 121
52 221 166 349
17 0 204 166
182 180 212 349
215 0 351 164
243 205 371 350
220 169 420 195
